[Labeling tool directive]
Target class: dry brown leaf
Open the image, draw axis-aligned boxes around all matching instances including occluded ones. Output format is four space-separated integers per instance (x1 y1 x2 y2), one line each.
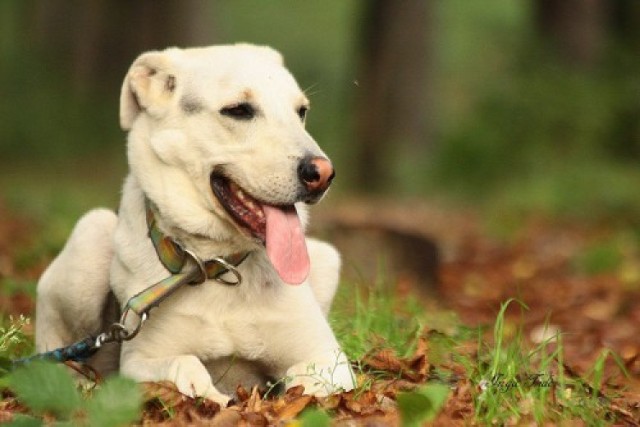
317 393 342 410
356 390 378 407
141 381 221 425
192 399 221 419
242 411 268 426
377 395 397 413
344 398 363 414
271 397 287 413
276 395 313 421
363 348 404 373
284 384 305 399
210 408 242 426
246 385 262 412
405 353 429 382
236 384 250 403
363 346 430 383
141 381 189 407
340 390 381 417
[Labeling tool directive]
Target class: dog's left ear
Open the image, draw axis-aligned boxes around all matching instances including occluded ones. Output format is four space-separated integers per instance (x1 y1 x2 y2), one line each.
120 50 178 131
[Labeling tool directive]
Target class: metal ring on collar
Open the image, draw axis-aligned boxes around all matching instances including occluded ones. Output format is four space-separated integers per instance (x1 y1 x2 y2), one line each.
184 249 207 285
211 256 242 286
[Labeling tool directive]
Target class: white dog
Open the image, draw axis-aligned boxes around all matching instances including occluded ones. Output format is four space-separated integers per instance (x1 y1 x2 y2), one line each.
35 44 355 406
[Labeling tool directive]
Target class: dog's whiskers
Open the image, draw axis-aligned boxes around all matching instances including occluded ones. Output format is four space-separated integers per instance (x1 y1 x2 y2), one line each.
303 82 321 98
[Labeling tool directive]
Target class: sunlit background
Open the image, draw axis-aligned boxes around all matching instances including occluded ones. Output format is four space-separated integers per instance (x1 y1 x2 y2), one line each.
2 0 640 284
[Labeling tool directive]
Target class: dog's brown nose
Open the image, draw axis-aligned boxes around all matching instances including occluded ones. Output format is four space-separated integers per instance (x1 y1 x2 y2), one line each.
298 156 335 193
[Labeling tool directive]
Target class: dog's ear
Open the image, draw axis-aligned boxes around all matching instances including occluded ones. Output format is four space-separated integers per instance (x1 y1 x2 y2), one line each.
120 51 177 131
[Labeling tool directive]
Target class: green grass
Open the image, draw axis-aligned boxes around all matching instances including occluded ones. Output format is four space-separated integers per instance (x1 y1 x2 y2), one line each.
330 278 428 361
472 299 625 425
0 315 32 366
332 287 635 424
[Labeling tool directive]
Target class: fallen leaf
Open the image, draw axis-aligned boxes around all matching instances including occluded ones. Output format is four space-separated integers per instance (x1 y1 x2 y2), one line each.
211 408 242 426
141 381 188 408
276 395 313 421
246 385 262 413
236 384 250 402
317 393 342 410
363 345 430 383
242 411 268 426
285 385 305 399
363 349 404 373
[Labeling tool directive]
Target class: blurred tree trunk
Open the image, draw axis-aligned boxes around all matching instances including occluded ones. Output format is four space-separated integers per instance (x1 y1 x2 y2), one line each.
606 0 640 159
353 0 433 193
610 0 640 53
536 0 640 160
29 0 217 93
535 0 608 67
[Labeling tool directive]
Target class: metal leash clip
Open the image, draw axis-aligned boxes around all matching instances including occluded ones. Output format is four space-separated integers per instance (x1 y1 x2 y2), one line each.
95 310 148 348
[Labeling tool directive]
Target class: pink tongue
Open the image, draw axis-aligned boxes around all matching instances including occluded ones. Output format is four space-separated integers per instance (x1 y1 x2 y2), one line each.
263 205 310 285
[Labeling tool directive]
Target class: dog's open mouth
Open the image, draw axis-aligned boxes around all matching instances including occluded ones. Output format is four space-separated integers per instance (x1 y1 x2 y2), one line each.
211 175 267 242
210 174 309 285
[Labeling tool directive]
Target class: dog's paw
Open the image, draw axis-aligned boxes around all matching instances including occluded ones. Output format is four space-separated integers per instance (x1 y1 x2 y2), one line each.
285 349 355 396
167 355 231 407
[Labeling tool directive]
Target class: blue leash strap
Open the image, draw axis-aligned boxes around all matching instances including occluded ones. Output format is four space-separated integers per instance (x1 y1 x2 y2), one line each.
13 336 99 367
10 309 149 371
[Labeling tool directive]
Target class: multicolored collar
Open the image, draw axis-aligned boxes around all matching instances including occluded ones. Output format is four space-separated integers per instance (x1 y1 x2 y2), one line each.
145 198 250 280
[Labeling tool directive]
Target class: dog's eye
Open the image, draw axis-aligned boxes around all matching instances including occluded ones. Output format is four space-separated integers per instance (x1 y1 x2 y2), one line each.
220 103 255 120
297 106 308 121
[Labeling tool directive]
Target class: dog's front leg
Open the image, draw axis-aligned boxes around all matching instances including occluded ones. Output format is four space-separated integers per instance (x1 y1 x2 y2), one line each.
271 297 355 395
285 348 355 396
120 353 231 406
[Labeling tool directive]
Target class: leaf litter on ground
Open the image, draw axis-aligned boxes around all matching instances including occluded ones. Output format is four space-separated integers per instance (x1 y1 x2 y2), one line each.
2 201 640 424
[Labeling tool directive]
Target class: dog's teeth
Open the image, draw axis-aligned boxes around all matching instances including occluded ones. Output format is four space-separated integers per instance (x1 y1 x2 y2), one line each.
257 210 264 219
246 201 256 211
236 189 246 201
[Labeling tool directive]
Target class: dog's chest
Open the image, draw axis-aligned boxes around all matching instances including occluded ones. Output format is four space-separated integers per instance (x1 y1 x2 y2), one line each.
163 281 281 361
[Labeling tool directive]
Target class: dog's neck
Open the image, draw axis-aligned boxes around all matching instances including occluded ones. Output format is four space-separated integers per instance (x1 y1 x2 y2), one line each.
145 197 251 274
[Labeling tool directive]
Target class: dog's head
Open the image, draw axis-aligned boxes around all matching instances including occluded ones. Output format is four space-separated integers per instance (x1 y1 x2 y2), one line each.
120 44 334 284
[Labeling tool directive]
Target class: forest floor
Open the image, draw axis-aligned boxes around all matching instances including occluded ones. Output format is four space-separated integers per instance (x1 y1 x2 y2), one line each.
1 197 640 425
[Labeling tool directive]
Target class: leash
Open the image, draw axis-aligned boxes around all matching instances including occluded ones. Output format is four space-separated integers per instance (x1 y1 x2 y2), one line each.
14 199 250 368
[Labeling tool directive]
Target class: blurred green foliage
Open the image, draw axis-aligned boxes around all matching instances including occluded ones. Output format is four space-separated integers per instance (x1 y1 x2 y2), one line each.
2 0 640 226
429 0 640 224
5 361 143 427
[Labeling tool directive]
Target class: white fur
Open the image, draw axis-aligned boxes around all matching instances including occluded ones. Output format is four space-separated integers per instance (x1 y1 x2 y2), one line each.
35 44 354 405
